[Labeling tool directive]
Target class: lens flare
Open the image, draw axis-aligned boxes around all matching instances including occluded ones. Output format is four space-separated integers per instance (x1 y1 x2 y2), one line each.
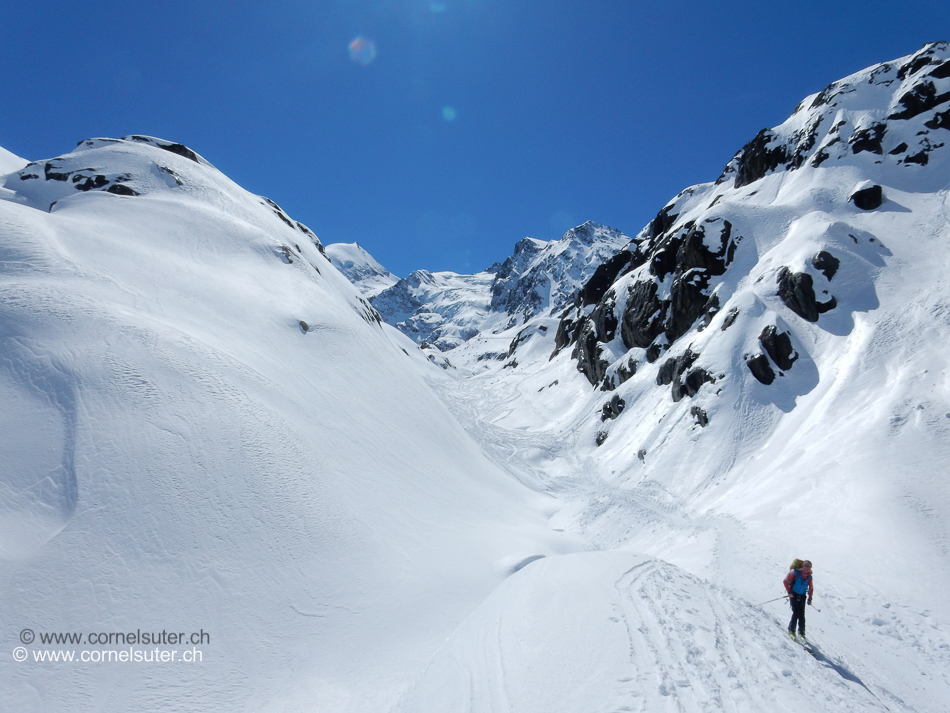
349 37 377 66
442 106 457 122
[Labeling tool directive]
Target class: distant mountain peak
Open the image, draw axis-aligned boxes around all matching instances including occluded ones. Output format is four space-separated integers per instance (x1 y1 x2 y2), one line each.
357 222 630 351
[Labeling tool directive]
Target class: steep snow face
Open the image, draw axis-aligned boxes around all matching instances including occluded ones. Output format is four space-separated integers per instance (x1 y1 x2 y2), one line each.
0 145 27 174
368 221 629 352
0 137 569 712
325 241 399 298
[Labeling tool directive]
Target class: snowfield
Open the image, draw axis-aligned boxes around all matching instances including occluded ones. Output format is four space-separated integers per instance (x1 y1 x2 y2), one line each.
3 42 950 713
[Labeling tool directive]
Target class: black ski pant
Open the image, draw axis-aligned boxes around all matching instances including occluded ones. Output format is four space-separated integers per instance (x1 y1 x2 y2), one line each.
788 593 806 635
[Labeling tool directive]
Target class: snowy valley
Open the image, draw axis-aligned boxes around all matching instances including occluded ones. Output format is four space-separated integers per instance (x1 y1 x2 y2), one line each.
2 43 950 713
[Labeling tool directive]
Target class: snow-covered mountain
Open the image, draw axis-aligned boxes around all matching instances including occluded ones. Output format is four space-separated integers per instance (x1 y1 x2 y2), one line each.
325 241 399 298
356 43 950 712
0 135 571 712
356 221 629 352
4 42 950 713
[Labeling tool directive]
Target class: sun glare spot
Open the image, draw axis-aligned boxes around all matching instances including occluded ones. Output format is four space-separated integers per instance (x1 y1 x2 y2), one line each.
349 36 377 65
442 106 458 122
429 2 447 12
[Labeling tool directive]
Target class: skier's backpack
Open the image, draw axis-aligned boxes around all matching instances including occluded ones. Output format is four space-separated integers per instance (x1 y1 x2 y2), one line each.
790 558 804 570
791 568 812 595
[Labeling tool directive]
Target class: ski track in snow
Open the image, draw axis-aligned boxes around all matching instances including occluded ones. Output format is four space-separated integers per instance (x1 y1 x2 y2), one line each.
420 351 948 713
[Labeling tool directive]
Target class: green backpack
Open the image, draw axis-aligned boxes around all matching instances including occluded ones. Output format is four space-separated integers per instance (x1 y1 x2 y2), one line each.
790 558 804 570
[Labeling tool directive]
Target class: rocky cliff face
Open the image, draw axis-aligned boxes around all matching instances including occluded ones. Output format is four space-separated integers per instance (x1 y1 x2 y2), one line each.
551 42 950 406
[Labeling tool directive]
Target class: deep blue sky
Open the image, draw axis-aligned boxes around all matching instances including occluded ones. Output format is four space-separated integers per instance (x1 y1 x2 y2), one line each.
1 2 948 277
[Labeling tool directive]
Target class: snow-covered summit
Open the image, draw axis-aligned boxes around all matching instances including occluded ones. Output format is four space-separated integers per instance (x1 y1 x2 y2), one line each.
325 241 399 298
367 220 629 352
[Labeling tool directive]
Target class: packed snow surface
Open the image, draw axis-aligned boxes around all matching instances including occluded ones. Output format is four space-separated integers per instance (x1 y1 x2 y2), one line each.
3 42 950 713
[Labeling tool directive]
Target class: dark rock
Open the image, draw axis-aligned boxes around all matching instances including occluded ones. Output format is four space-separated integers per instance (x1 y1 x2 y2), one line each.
677 368 715 402
647 204 679 241
299 320 310 332
747 354 776 384
620 280 665 350
732 129 790 188
809 82 839 109
637 449 647 462
552 316 575 357
666 268 711 343
617 358 637 384
928 60 950 79
759 325 798 371
18 173 39 180
925 109 950 130
677 220 734 276
810 148 831 167
812 251 840 280
649 230 686 281
574 321 608 386
263 197 295 228
721 307 740 331
127 136 200 163
44 162 72 181
657 349 710 402
850 185 883 210
889 81 950 121
698 292 720 331
905 150 930 165
889 142 909 154
777 268 820 322
73 174 109 191
601 394 625 421
578 249 638 306
816 296 837 314
850 123 887 154
898 54 936 80
690 406 709 427
645 344 661 363
589 299 618 343
596 431 609 446
105 184 139 196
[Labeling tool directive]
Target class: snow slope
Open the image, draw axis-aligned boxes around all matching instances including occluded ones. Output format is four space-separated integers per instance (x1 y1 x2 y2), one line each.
3 42 950 713
0 145 27 175
0 136 571 712
388 43 950 712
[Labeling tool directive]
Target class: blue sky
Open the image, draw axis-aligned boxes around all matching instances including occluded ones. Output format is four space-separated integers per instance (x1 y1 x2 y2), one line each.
1 1 948 277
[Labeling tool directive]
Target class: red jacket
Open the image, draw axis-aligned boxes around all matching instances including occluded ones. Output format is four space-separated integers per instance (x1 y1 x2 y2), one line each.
784 568 814 597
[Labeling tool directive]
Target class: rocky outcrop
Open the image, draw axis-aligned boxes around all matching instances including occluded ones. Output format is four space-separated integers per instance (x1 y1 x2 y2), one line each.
655 349 715 402
759 326 798 371
600 394 625 421
812 251 840 280
747 354 776 385
851 185 884 210
777 268 836 322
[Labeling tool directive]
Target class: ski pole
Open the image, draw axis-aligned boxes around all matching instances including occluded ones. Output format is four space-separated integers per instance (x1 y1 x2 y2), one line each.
808 601 821 613
758 595 789 605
